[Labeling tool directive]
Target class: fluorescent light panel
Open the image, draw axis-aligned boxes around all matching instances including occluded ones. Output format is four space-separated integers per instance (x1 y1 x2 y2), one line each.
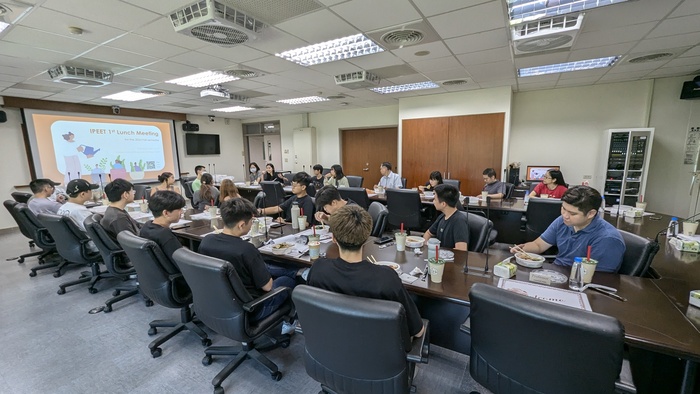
507 0 629 24
0 21 9 34
276 34 384 66
102 91 162 102
165 71 239 88
212 106 254 113
276 96 329 105
370 81 440 94
518 56 619 77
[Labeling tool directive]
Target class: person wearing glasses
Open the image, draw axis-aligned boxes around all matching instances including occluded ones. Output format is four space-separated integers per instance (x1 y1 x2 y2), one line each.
258 172 315 227
529 169 568 199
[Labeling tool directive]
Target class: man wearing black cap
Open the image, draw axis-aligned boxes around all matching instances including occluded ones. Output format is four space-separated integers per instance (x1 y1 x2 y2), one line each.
57 179 100 252
27 178 63 214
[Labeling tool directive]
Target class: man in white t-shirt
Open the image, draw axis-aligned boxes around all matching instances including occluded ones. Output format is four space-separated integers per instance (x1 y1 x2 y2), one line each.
57 179 100 252
27 178 63 214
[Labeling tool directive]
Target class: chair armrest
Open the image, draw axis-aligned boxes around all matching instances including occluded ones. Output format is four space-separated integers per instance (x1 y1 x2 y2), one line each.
37 228 54 244
407 319 430 364
459 316 470 334
242 286 292 312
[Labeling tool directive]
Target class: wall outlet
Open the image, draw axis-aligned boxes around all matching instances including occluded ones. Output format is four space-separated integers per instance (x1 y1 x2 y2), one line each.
583 175 592 179
284 158 288 162
284 149 289 154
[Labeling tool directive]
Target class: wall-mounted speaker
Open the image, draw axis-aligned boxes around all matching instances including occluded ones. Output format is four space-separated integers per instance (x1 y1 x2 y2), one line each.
182 121 199 132
0 110 6 123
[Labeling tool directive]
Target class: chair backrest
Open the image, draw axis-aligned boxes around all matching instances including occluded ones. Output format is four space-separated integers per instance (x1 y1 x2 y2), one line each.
37 213 100 265
322 168 331 176
260 181 287 207
292 285 412 393
524 198 563 241
172 248 255 341
134 184 150 200
460 211 492 253
84 214 133 277
469 283 624 394
180 175 197 183
368 201 388 237
443 179 461 191
618 230 659 277
504 182 514 199
253 192 265 209
183 181 194 201
386 189 423 230
14 203 55 250
11 191 32 204
4 200 34 241
306 183 317 197
346 175 364 188
338 187 370 210
117 231 191 308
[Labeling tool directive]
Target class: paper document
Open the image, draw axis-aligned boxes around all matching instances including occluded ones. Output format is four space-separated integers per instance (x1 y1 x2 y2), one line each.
497 279 592 311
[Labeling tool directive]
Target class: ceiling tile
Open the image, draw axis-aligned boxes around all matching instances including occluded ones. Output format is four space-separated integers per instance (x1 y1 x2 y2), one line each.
669 0 700 18
412 0 494 17
133 18 209 50
346 51 405 69
444 28 509 55
513 52 570 69
0 41 74 64
391 41 452 63
647 14 700 38
42 0 159 31
243 55 302 74
331 0 422 31
662 55 700 68
80 46 158 68
567 42 636 62
120 0 197 15
633 32 700 53
679 45 700 57
456 46 511 66
276 9 357 43
3 26 96 55
574 22 658 50
196 45 267 64
107 34 189 59
428 1 507 40
423 68 472 82
17 7 127 44
410 56 463 73
581 0 682 32
169 51 233 71
464 61 515 82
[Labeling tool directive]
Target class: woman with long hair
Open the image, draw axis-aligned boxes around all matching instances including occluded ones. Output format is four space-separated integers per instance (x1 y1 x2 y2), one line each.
323 164 349 188
193 173 220 209
418 171 443 192
529 169 568 199
257 163 287 184
219 179 240 202
150 172 179 196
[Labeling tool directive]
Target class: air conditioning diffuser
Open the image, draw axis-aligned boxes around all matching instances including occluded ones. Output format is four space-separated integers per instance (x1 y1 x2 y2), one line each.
334 71 380 89
511 13 583 55
169 0 266 47
47 65 113 86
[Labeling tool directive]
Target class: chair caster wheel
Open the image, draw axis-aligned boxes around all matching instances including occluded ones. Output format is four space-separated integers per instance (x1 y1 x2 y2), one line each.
53 272 62 278
271 371 282 381
104 305 112 313
201 338 212 347
280 340 290 349
113 290 121 296
145 300 154 307
214 386 224 394
151 347 162 358
57 288 66 295
202 355 213 366
89 288 98 294
18 257 24 264
148 327 157 336
29 271 37 277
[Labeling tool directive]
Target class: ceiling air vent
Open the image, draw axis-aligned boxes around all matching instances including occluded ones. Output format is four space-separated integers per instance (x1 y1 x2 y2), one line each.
326 95 346 100
381 29 424 47
224 65 265 78
511 13 583 55
628 53 674 63
47 65 113 86
169 0 266 47
367 20 441 49
442 79 469 86
334 71 380 89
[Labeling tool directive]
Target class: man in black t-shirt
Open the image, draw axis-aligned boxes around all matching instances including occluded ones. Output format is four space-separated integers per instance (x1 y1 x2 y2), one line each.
313 185 357 224
139 190 185 262
258 172 315 227
101 179 141 240
308 205 425 338
423 184 469 251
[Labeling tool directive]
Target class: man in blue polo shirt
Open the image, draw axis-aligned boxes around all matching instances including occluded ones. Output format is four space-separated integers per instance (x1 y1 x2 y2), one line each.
511 185 625 272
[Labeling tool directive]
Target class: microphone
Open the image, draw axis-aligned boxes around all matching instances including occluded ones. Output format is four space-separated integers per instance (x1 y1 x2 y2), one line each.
67 171 71 181
463 209 469 273
108 174 112 182
208 164 211 174
98 173 104 199
77 171 81 179
484 196 491 273
212 163 216 183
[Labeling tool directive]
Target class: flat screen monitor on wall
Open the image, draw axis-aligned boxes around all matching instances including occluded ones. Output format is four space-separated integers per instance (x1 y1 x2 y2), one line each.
185 133 220 155
526 166 560 182
23 109 180 185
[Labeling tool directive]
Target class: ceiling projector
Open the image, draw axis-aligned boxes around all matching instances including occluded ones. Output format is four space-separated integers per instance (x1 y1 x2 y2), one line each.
200 85 230 102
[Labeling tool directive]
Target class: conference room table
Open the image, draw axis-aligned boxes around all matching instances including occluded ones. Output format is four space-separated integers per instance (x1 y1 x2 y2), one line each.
230 183 293 202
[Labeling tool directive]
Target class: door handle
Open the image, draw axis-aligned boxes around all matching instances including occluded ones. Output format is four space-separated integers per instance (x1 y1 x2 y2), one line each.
363 168 369 171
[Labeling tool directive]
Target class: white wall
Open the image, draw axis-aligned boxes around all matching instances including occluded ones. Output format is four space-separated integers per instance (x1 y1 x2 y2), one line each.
0 108 34 230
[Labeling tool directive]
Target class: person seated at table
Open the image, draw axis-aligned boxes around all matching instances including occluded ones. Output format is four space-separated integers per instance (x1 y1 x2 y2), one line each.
323 164 350 188
191 165 206 192
529 169 568 199
140 190 186 262
248 162 262 184
511 185 625 273
418 171 443 192
313 185 358 224
423 184 469 251
101 179 142 239
376 162 403 189
150 172 179 196
479 168 505 199
311 164 325 190
28 178 63 214
307 205 425 338
199 198 305 333
57 179 100 252
192 173 219 211
257 163 287 184
219 179 241 202
257 172 314 226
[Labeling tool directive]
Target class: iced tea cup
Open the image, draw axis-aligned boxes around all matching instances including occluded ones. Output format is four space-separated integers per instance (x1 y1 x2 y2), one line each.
395 232 407 252
298 216 307 230
481 191 488 201
208 206 218 218
683 221 699 236
245 181 251 186
581 258 598 284
635 202 647 212
140 202 149 213
428 258 446 283
309 241 321 260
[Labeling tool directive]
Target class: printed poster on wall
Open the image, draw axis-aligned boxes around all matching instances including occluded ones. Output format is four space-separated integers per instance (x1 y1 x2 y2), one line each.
685 126 700 165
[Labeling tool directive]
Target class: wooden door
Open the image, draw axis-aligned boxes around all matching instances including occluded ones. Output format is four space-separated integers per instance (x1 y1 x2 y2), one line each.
341 127 398 188
447 113 505 196
401 118 449 189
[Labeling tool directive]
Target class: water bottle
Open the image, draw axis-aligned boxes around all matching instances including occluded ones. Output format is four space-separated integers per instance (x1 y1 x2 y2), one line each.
291 202 300 230
569 257 584 291
667 217 679 238
599 195 605 216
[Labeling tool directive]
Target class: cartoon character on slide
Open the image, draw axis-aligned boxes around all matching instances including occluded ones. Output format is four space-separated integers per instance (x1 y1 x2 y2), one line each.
77 144 101 158
61 132 81 184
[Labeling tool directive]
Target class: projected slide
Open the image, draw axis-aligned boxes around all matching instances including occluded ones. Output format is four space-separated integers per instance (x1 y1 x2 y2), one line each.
26 111 178 184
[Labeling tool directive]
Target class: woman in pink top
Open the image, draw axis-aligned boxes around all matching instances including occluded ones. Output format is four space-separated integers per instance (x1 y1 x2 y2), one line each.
529 169 568 199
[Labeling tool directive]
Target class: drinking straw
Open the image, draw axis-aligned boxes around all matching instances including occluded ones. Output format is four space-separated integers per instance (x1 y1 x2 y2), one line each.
639 195 643 203
400 223 404 233
436 245 439 260
313 225 316 236
300 208 304 216
587 245 591 261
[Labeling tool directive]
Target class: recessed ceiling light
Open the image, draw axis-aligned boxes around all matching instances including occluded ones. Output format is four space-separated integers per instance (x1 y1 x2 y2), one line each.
276 34 384 66
518 56 620 77
212 106 254 113
276 96 330 105
370 81 440 94
507 0 629 24
0 21 9 34
165 71 239 88
102 90 167 102
414 50 430 56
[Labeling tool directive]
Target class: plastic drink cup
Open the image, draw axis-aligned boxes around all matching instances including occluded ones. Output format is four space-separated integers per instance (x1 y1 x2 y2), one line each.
581 258 598 284
208 206 218 218
245 181 251 186
298 216 307 230
481 191 488 201
428 258 445 283
309 241 321 260
140 202 149 213
683 221 699 236
635 202 647 212
395 232 407 252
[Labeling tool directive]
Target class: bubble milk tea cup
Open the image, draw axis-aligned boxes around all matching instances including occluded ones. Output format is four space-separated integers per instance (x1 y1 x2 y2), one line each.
395 232 407 252
428 257 446 283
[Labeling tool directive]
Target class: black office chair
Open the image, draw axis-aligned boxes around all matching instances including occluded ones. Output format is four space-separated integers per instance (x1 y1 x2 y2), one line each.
306 183 317 198
460 211 493 253
386 189 426 233
37 213 109 294
346 175 364 188
464 283 625 394
5 200 43 262
85 214 152 312
260 181 286 208
338 187 370 210
322 168 331 176
467 209 498 247
293 285 429 394
11 191 32 204
443 179 461 191
504 182 514 199
253 192 265 209
401 177 407 188
134 185 150 200
618 230 659 277
117 231 210 358
183 181 195 206
368 201 388 237
524 198 563 242
173 248 294 393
